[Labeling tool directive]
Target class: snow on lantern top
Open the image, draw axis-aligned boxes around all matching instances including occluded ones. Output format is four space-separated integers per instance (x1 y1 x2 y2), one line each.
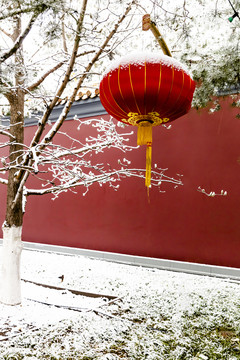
102 51 190 78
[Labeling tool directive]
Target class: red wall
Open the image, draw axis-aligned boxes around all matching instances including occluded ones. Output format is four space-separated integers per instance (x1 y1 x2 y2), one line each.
1 98 240 267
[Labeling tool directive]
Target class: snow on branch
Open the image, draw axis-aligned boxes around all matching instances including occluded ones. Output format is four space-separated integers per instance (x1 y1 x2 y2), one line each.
0 12 40 64
27 117 136 169
197 186 227 197
0 126 15 139
14 0 136 195
20 117 183 200
26 167 183 199
27 61 66 92
0 177 7 185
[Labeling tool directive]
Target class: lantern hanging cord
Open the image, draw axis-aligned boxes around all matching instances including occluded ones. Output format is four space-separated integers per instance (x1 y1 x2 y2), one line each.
227 0 240 22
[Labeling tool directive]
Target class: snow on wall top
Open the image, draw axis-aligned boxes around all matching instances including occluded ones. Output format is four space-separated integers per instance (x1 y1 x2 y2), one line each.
102 51 190 78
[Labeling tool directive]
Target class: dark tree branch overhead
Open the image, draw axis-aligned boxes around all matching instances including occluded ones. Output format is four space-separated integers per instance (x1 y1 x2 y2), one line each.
27 0 89 149
227 0 240 20
0 12 40 64
27 50 95 92
0 7 36 21
0 27 12 39
0 1 54 21
61 14 68 54
27 61 66 92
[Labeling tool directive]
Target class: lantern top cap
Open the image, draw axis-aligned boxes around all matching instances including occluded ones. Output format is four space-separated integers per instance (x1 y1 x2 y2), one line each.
103 51 190 78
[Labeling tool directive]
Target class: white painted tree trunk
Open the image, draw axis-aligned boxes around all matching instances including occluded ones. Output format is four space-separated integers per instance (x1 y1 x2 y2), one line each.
0 226 23 305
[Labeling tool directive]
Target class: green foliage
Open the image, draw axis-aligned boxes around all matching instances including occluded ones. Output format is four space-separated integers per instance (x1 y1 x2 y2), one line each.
151 0 240 110
192 45 240 109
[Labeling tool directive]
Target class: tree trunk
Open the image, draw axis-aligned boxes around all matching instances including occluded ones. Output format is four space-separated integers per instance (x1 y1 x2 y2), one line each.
0 15 25 305
0 91 25 305
0 226 22 305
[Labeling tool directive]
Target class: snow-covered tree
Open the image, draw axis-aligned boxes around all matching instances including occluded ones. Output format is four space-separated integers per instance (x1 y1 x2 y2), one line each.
0 0 181 306
0 0 239 305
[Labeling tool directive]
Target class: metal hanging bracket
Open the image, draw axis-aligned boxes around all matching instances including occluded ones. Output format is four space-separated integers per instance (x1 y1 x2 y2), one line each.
142 14 172 57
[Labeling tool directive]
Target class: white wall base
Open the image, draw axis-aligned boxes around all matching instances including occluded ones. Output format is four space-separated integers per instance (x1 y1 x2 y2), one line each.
0 239 240 281
0 227 22 305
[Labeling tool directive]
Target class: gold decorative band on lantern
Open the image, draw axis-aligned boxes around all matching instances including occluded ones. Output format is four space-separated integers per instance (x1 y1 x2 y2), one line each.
122 112 170 126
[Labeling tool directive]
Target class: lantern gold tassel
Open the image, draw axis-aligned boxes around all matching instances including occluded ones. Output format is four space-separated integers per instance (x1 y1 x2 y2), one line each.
137 123 152 145
137 123 153 188
145 143 152 188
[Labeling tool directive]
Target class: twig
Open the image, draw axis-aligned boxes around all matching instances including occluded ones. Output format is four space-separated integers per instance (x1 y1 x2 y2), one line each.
0 177 8 185
22 278 117 300
27 61 66 92
197 186 227 197
26 296 123 319
0 12 39 63
0 325 38 342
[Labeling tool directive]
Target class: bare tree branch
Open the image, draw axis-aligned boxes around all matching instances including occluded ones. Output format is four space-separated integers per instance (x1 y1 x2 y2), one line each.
4 0 158 219
0 78 13 101
0 27 12 38
0 2 53 21
29 0 89 148
0 129 15 139
25 167 183 197
0 177 8 185
27 50 95 92
40 0 135 146
27 61 66 92
14 0 89 187
0 12 40 64
15 0 134 191
61 15 68 54
0 7 35 21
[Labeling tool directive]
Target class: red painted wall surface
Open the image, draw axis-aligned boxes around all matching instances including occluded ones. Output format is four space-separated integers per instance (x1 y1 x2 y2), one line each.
1 98 240 267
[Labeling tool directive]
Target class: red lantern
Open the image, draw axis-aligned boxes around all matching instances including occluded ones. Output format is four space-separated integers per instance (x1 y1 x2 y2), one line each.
100 52 196 187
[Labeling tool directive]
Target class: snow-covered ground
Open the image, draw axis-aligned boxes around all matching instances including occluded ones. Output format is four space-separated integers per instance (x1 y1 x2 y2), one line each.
0 247 240 359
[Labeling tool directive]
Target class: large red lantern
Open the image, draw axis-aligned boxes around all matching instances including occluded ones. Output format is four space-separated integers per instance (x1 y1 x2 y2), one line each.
99 52 196 187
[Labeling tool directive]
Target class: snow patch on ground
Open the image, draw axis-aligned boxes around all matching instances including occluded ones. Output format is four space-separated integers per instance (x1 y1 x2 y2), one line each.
0 247 240 359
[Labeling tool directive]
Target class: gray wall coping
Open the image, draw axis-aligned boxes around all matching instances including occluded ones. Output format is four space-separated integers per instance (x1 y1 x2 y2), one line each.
0 240 239 281
0 97 107 127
